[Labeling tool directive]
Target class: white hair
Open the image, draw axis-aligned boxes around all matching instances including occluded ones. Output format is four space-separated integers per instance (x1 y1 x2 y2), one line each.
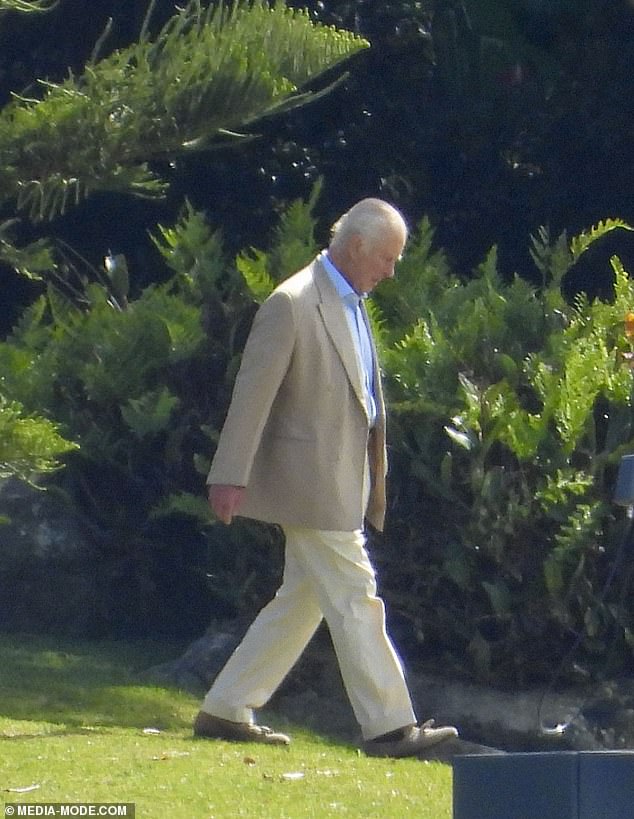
329 198 408 252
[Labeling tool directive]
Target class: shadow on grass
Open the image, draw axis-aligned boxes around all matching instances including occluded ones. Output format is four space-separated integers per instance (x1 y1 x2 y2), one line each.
0 632 363 752
0 632 194 734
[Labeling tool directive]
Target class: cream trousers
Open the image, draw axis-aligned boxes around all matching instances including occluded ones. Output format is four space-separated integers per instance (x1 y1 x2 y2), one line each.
201 526 416 740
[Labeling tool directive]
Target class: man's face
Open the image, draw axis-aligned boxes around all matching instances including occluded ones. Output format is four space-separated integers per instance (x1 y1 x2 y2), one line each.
346 228 405 294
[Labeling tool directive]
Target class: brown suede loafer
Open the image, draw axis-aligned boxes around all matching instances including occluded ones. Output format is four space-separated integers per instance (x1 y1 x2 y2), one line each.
362 720 458 758
193 711 291 745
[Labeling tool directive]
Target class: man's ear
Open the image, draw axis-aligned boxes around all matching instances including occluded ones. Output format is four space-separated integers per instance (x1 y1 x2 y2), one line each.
348 233 365 260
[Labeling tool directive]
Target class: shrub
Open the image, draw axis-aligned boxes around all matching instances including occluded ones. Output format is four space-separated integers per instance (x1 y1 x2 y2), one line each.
2 187 634 687
374 219 634 684
0 205 249 636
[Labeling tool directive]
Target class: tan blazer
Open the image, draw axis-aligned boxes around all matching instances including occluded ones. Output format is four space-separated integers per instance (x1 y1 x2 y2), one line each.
207 257 387 531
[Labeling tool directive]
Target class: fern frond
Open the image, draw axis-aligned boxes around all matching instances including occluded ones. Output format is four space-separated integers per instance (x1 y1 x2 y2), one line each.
570 218 633 262
0 219 55 279
269 180 322 279
151 202 232 301
46 283 82 334
529 225 572 287
372 215 451 335
544 501 604 597
236 248 276 303
365 298 388 358
149 491 214 525
120 387 180 439
7 295 48 348
0 393 77 481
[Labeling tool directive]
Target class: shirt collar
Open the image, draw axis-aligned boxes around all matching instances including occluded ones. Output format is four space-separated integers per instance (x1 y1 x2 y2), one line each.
320 250 366 302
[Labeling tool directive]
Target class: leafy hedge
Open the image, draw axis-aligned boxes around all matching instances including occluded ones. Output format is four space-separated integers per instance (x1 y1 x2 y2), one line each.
2 189 633 683
373 219 634 684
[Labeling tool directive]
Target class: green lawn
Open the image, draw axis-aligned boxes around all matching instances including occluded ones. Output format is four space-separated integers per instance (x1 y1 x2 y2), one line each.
0 634 452 818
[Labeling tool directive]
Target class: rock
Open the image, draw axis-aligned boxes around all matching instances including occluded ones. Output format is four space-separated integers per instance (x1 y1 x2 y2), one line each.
0 478 96 634
0 478 83 561
141 623 243 690
408 672 606 752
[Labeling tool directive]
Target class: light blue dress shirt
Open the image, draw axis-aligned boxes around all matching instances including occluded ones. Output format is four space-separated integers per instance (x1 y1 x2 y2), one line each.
320 251 377 427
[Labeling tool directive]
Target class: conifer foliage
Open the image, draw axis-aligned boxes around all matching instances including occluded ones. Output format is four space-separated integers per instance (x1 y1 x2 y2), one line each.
0 0 55 13
0 0 368 222
0 1 367 483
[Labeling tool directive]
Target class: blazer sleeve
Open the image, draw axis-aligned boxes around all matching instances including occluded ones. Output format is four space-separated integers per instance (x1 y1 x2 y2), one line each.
207 289 296 487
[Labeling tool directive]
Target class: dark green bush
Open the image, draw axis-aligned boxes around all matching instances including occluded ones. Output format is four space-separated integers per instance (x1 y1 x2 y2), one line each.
374 219 634 684
2 189 633 684
0 191 323 637
0 202 268 637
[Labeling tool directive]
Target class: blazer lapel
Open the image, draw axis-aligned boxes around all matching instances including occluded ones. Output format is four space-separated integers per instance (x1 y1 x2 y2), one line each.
314 262 369 416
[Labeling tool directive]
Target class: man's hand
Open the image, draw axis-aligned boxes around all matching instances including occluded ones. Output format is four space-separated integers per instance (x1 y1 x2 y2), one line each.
208 484 245 524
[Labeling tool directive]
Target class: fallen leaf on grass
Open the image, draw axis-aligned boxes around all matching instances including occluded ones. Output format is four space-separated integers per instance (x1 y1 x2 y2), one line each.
151 751 191 761
262 771 306 782
4 784 41 793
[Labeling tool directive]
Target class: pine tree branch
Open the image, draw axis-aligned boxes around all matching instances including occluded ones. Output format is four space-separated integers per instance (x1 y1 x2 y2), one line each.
0 0 369 221
0 0 57 15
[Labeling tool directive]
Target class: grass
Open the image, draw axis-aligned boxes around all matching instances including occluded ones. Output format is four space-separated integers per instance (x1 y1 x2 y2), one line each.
0 634 453 818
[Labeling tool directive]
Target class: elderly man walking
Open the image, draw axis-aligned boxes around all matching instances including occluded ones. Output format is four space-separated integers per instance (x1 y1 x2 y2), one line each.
194 198 458 757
